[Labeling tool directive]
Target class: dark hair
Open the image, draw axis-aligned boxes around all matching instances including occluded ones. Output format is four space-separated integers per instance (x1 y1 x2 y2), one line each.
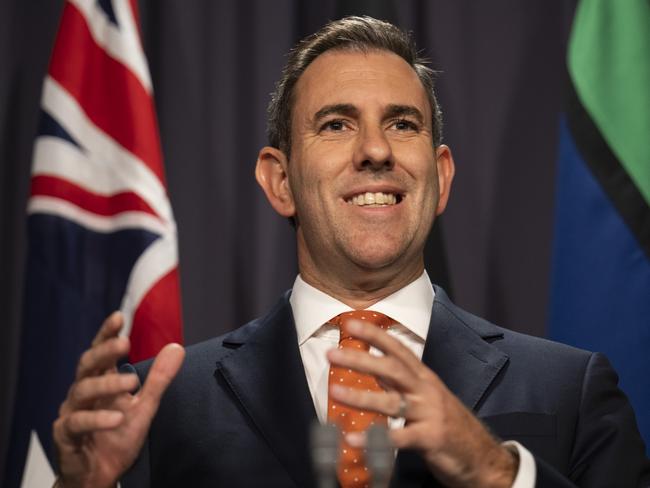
267 16 443 156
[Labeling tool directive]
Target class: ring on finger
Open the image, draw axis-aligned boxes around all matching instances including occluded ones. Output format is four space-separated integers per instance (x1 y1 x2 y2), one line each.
395 393 408 418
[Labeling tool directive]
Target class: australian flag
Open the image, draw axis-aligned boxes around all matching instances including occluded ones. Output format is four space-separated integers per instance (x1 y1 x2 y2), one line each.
4 0 183 486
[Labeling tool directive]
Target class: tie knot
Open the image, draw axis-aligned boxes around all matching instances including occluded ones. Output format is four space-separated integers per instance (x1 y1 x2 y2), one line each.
331 310 394 342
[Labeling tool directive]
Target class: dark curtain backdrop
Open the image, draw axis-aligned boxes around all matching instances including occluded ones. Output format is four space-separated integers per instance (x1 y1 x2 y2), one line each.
0 0 575 477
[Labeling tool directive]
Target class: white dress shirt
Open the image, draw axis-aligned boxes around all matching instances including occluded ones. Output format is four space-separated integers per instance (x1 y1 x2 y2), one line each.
289 271 535 487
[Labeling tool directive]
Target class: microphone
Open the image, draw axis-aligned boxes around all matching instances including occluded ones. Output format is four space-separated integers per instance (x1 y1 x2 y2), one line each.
366 425 394 488
310 422 340 488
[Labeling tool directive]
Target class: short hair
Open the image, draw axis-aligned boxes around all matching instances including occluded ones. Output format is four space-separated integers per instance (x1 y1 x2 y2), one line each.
267 16 443 157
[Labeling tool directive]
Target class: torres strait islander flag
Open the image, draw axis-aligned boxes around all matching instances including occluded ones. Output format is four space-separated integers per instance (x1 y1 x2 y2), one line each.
4 0 183 486
549 0 650 453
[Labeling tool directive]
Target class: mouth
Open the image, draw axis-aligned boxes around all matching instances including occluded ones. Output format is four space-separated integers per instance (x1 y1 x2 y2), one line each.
345 191 403 207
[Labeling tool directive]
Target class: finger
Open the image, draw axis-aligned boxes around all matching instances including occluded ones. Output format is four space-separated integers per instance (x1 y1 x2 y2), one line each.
76 336 130 380
345 431 367 448
138 344 185 416
60 410 124 437
67 373 139 410
345 320 425 374
327 347 418 392
330 384 405 418
389 424 427 450
91 311 124 347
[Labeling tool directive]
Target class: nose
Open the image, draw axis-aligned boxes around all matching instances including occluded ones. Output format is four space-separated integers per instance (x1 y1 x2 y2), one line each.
353 125 394 171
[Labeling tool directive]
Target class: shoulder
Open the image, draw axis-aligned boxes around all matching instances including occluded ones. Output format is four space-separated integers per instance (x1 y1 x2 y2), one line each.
129 319 258 383
131 290 293 381
433 284 593 362
431 285 598 401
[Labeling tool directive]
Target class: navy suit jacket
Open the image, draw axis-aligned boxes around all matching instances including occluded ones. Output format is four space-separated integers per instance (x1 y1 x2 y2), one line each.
122 287 650 487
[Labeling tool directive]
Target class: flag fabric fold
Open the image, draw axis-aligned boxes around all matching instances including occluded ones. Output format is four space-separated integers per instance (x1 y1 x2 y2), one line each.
4 0 183 486
549 0 650 453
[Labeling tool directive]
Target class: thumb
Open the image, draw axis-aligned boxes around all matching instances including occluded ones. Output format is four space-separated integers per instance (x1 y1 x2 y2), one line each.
139 343 185 415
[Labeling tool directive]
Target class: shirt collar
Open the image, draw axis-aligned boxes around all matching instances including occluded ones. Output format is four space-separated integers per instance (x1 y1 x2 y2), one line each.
290 271 435 345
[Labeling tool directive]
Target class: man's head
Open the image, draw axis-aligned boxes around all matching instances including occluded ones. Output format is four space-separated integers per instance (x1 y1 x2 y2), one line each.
256 16 454 303
267 16 443 157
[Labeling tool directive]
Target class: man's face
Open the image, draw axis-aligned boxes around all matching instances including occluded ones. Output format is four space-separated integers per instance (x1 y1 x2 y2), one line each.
277 49 452 283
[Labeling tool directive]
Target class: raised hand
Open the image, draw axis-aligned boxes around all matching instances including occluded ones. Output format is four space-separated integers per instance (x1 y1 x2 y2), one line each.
326 320 517 488
53 312 185 488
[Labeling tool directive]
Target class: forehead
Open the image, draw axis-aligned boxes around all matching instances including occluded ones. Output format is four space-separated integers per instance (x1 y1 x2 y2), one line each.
292 49 431 121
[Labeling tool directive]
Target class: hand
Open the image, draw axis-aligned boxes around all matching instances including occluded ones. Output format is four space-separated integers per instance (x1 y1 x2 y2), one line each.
326 320 517 488
53 312 185 488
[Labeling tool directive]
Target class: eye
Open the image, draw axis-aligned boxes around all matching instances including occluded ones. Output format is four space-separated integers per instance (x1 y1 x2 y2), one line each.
320 119 347 132
392 118 419 132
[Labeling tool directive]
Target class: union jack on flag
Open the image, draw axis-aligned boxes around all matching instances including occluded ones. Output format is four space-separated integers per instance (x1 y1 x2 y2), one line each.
4 0 183 486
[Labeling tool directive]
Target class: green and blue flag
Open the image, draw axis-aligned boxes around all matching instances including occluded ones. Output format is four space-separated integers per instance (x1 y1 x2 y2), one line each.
549 0 650 453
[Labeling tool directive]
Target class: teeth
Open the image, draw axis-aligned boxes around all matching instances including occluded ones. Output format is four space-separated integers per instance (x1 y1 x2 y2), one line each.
347 192 398 206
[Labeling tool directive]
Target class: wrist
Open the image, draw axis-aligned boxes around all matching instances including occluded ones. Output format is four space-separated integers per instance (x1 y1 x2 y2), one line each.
477 443 519 488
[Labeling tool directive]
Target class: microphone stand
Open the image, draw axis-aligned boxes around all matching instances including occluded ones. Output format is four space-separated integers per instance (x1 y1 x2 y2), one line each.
366 425 394 488
310 422 340 488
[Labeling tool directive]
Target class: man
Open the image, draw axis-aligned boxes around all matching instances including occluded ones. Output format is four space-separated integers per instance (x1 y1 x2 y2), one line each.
53 16 650 487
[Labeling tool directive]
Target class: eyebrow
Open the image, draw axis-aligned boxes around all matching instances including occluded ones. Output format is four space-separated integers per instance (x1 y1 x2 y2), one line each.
312 103 425 126
313 103 359 122
384 104 425 125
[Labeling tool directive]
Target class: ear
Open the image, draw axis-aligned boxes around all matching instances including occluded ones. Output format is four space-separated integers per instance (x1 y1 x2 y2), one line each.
434 144 455 216
255 146 296 218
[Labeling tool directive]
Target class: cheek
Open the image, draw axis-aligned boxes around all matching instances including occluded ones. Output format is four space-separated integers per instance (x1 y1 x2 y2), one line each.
292 163 336 205
411 169 440 224
288 170 324 220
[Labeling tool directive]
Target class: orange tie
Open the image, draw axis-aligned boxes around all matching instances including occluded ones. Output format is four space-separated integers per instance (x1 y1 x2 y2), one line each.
327 310 395 488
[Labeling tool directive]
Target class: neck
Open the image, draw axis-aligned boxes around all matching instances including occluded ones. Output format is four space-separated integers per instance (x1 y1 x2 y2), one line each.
298 257 425 310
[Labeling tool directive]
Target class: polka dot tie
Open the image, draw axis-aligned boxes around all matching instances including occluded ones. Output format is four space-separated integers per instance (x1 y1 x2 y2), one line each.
327 310 395 488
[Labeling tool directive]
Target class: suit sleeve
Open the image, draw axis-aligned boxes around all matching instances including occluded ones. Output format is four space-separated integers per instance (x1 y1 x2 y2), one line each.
536 352 650 487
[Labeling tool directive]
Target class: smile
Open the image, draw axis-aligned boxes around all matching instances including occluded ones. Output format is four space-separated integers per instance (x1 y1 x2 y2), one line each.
345 192 401 206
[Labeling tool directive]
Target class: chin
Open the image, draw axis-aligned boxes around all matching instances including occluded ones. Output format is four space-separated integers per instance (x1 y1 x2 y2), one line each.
346 244 406 270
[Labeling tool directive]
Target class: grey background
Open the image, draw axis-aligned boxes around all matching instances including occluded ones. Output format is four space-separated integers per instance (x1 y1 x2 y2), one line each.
0 0 574 477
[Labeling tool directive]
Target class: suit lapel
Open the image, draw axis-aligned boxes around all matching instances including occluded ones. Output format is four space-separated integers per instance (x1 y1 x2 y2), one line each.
391 287 510 487
421 289 509 410
215 294 317 488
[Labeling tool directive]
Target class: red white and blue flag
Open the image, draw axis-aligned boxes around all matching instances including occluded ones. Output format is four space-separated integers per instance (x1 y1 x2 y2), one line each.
4 0 183 486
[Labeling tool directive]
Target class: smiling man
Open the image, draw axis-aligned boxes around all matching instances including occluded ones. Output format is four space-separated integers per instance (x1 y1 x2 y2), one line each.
53 16 649 488
256 47 452 308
